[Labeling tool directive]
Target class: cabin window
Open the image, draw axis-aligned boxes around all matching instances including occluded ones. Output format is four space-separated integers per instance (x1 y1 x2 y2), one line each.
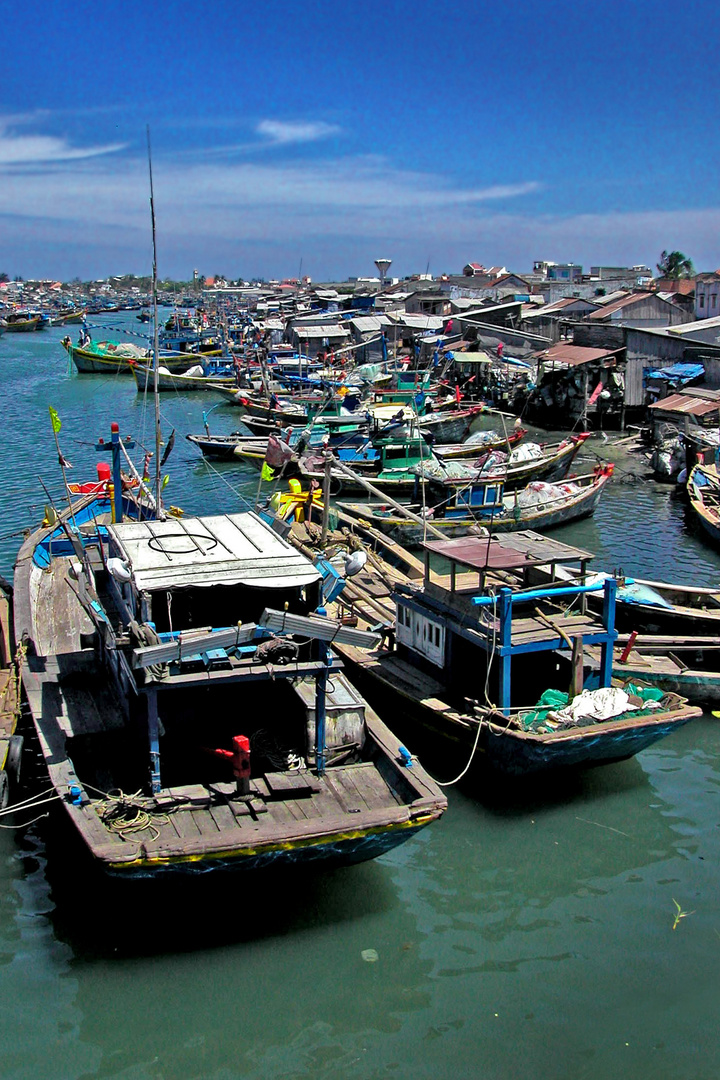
485 486 497 505
700 295 705 308
396 603 445 667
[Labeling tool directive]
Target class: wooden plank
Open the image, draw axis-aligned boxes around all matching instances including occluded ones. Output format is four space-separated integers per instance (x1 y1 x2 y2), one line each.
168 809 202 842
335 769 371 813
208 803 239 833
264 771 320 797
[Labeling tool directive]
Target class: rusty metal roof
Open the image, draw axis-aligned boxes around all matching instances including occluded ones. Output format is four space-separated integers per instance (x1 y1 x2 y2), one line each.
535 343 619 367
648 393 720 417
422 536 548 571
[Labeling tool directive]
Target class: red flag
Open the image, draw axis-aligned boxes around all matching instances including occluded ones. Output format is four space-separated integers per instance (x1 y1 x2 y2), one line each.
587 381 604 406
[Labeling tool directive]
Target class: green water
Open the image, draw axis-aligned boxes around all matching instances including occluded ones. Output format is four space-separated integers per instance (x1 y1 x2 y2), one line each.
2 316 720 1080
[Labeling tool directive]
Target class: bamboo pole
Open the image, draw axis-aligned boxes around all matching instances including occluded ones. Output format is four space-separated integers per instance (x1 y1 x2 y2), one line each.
331 459 449 541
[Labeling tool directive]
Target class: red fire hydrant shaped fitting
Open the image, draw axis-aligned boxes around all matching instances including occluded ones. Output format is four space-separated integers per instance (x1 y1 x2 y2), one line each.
209 735 251 794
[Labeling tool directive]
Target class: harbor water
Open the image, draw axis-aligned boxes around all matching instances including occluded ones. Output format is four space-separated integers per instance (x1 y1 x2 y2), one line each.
2 317 720 1080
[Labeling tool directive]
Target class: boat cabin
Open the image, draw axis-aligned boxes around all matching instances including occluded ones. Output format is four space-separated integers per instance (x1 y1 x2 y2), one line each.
393 532 616 713
89 512 367 794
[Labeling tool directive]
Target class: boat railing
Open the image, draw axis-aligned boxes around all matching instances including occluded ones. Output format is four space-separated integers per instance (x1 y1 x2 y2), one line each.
469 579 620 713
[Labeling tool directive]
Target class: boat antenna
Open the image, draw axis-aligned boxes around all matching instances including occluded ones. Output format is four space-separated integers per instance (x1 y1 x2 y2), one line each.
147 126 162 514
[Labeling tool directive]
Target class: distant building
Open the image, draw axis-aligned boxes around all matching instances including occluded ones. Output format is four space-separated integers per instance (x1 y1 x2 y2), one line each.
587 291 690 328
694 272 720 320
463 263 487 277
532 261 583 282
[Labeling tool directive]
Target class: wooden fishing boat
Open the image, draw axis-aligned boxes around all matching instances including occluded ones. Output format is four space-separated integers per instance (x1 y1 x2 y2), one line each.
240 413 370 439
62 338 222 374
330 534 701 777
417 408 483 444
0 578 22 807
131 359 237 392
542 566 720 636
14 474 445 878
215 388 365 427
367 403 485 445
420 432 591 489
337 466 613 543
687 462 720 546
583 646 720 706
431 427 527 459
4 312 42 332
296 432 591 500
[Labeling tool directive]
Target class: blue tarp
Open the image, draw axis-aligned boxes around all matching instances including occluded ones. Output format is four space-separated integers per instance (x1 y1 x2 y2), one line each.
645 363 704 384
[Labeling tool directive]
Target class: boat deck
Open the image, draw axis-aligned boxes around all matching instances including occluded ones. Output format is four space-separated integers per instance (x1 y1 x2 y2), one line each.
21 643 440 871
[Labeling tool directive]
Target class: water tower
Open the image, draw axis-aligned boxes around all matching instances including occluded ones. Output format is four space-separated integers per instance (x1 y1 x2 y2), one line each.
375 258 392 289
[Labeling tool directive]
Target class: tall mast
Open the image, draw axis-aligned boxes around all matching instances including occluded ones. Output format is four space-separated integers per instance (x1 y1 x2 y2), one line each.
147 126 162 513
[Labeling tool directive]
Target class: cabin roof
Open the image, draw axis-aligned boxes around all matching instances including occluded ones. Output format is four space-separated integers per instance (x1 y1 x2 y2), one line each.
108 512 321 592
647 392 720 417
421 536 550 572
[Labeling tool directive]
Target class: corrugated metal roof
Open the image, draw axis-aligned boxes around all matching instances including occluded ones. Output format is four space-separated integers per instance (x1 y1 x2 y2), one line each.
108 512 321 592
648 394 720 417
292 324 350 339
588 291 666 319
421 536 547 572
536 343 619 367
386 312 445 330
666 314 720 335
349 315 391 333
592 289 631 306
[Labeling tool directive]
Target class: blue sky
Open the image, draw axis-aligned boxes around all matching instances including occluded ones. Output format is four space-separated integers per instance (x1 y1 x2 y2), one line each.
2 0 718 281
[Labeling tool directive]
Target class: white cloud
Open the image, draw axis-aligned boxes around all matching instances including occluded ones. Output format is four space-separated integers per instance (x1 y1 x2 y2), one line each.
255 119 341 145
0 115 126 168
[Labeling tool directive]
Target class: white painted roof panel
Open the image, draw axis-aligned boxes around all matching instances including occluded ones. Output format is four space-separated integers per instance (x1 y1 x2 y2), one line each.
108 512 321 591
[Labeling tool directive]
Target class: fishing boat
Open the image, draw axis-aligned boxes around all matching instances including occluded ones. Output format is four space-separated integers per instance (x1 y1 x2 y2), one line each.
296 429 595 500
216 388 365 427
62 337 220 375
337 466 613 543
420 432 591 489
0 577 22 807
542 567 720 636
584 646 720 706
367 402 485 445
4 312 43 332
330 533 701 777
131 359 238 392
239 413 370 440
13 457 446 878
431 426 527 460
687 461 720 546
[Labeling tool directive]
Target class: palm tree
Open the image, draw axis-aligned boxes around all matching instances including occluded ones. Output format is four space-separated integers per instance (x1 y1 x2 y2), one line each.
657 250 695 279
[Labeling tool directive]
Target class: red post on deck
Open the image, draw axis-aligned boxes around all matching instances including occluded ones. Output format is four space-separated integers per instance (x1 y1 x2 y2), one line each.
208 735 251 794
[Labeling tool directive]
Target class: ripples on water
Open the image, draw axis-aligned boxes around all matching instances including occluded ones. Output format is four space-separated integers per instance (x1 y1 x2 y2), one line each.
1 318 720 1080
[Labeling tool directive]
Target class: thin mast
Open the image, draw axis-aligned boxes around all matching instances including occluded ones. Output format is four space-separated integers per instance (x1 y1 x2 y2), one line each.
147 126 162 513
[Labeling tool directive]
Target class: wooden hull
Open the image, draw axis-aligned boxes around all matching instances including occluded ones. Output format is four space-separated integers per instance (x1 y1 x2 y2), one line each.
186 433 247 460
334 646 700 777
687 464 720 547
478 709 698 775
417 412 474 443
5 316 42 332
132 362 237 393
14 497 445 880
432 428 526 459
337 471 610 544
64 340 222 374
